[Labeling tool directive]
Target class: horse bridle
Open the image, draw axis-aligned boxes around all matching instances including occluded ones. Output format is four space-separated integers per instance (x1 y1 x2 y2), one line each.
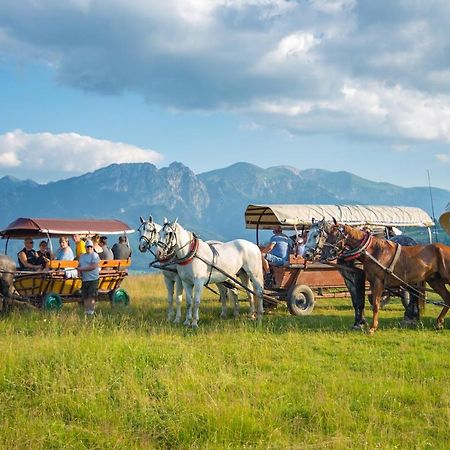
321 225 348 261
138 221 159 252
158 222 178 259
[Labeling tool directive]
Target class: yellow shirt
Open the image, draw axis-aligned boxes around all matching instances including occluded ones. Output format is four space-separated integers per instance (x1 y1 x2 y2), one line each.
76 240 86 257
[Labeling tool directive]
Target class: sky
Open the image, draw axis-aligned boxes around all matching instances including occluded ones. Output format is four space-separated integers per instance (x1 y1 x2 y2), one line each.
1 0 450 190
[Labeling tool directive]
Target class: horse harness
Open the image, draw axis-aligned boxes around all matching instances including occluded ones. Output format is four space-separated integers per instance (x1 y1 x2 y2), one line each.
332 229 448 308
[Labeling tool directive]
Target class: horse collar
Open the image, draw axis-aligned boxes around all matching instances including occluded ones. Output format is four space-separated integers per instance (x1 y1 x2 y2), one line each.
341 232 372 262
177 236 199 266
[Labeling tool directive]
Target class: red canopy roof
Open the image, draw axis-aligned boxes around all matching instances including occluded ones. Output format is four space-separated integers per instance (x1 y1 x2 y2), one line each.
1 217 134 238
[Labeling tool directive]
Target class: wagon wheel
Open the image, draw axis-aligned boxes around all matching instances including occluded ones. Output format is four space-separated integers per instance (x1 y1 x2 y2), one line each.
109 288 130 306
42 292 62 310
287 284 315 316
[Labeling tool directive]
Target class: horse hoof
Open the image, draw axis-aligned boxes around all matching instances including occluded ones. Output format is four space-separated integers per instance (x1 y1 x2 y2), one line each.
173 318 181 324
401 318 419 328
183 320 191 327
220 312 227 319
435 321 444 330
368 328 376 335
191 322 199 329
351 324 365 331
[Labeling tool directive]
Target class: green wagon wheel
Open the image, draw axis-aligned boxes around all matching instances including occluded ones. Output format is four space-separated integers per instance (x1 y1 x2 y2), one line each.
110 288 130 306
42 292 62 310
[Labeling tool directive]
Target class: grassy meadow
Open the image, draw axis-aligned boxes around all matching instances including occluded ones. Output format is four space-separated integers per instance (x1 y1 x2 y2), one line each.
0 274 449 449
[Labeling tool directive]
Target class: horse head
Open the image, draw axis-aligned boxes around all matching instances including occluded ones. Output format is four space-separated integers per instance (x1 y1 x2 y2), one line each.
303 218 330 261
138 215 162 253
159 220 194 261
158 220 180 260
320 221 348 262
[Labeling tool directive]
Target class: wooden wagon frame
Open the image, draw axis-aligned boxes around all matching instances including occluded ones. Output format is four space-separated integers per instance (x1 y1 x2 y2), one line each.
0 217 134 309
245 204 434 315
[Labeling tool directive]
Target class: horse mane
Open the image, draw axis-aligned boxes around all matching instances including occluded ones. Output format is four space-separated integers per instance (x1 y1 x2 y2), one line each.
343 224 394 252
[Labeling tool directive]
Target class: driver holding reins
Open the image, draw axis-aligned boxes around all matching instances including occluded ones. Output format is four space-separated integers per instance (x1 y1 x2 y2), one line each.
261 225 293 285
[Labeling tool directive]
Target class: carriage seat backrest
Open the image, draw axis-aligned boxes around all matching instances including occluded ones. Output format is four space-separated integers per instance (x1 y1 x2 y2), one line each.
48 260 79 270
98 259 131 270
47 258 131 271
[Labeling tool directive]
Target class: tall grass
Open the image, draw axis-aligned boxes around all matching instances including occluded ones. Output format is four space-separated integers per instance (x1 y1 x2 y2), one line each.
0 274 449 449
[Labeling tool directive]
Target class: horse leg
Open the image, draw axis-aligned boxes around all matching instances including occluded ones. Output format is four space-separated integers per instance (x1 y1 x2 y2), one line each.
182 281 193 327
246 270 264 321
163 274 175 322
340 264 367 329
191 281 205 328
173 276 183 324
402 283 422 326
427 277 450 330
229 288 240 319
217 284 229 318
369 281 384 334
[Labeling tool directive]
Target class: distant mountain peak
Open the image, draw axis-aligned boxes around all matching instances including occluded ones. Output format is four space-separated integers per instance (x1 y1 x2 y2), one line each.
269 165 301 176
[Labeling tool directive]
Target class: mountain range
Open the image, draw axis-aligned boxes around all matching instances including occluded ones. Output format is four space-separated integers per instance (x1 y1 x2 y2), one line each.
1 162 449 269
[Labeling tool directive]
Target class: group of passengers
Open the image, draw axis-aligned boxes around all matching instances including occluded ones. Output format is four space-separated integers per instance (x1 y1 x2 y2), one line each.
17 234 131 271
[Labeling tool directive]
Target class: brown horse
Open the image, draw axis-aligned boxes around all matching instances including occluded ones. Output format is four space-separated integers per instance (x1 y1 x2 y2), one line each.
321 222 450 333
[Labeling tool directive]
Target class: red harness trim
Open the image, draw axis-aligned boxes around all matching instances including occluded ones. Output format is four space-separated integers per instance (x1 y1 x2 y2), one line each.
342 232 372 262
178 238 199 266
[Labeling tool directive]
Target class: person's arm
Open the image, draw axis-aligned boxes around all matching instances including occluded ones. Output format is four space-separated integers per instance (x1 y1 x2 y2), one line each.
260 242 276 253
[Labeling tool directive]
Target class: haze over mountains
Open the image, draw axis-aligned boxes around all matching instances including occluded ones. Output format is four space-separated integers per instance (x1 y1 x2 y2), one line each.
1 162 448 269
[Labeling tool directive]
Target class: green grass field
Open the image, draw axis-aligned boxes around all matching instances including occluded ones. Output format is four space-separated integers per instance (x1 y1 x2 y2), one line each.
0 274 449 449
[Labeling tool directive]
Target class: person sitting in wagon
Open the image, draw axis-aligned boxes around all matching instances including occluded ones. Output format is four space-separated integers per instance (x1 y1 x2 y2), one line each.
72 234 86 259
55 236 74 261
36 240 52 267
261 225 293 284
17 238 42 271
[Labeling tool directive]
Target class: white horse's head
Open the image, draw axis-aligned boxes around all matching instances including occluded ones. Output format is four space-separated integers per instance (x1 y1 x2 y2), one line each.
158 219 190 260
138 215 162 253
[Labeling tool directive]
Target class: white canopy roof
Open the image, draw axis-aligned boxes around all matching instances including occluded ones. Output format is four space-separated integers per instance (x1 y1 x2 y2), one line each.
245 204 434 229
439 202 450 235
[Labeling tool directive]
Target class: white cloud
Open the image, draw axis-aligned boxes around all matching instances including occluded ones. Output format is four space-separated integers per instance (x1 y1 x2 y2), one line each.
436 153 450 164
0 130 163 181
2 0 450 148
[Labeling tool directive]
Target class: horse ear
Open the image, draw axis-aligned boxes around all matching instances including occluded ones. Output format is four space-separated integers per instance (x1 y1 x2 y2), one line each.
148 215 153 223
332 217 338 226
140 216 145 224
312 217 316 224
163 217 168 225
173 217 178 225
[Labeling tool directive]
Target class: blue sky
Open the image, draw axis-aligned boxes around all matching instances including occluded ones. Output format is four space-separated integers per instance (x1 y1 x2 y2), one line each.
1 0 450 190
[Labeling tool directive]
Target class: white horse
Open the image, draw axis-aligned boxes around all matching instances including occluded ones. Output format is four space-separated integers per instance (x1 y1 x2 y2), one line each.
138 216 239 322
158 219 264 327
139 216 184 322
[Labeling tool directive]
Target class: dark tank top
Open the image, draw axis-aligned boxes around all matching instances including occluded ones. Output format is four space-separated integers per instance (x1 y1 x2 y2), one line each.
17 248 38 269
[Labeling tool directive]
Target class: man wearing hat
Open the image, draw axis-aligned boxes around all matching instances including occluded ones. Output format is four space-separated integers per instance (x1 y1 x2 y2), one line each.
77 239 100 315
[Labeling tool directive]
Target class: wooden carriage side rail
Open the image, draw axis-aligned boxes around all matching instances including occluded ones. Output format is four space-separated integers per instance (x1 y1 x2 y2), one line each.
13 259 131 301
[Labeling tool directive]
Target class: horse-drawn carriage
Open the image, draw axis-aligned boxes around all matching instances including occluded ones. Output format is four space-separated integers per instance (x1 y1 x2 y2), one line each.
0 218 134 309
245 204 434 316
